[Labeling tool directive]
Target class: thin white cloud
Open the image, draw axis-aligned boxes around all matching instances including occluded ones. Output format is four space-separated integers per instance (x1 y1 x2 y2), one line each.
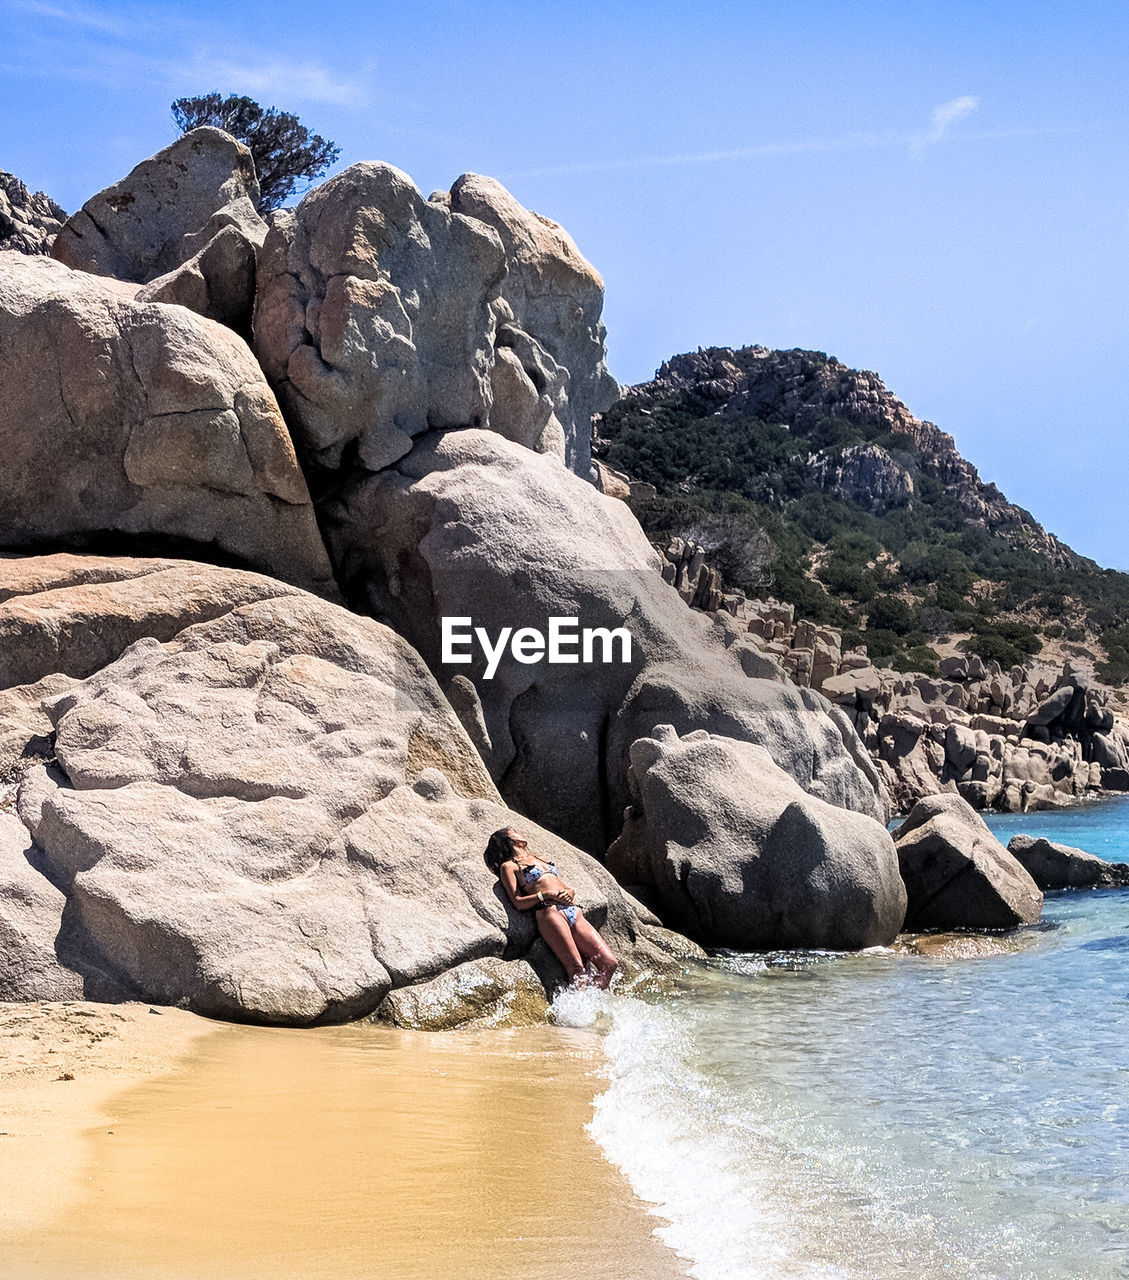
4 0 179 40
189 56 370 107
506 122 1073 181
6 0 144 36
909 95 980 157
0 0 371 106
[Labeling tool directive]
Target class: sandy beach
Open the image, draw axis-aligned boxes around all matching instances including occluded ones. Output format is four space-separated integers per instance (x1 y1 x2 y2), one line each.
0 1001 688 1280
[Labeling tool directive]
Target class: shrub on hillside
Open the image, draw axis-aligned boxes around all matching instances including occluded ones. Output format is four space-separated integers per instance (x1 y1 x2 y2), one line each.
862 628 900 660
866 595 918 636
1098 625 1129 685
892 645 941 676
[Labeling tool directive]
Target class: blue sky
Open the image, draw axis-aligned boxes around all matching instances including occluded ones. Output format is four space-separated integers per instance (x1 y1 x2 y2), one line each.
3 0 1128 567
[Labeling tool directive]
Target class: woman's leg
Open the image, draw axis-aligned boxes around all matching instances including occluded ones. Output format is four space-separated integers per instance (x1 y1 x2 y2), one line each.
537 907 587 983
570 912 619 990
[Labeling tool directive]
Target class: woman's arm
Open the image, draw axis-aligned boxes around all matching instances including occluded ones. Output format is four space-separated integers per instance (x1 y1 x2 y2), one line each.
499 861 557 911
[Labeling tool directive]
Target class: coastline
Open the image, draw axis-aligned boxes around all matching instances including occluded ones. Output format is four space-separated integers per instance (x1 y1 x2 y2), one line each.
1 1002 688 1280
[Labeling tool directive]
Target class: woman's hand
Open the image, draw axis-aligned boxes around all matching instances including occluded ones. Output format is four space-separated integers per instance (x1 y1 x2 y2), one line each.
549 887 575 906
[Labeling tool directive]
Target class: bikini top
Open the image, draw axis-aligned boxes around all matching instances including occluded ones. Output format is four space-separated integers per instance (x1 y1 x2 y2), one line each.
517 860 558 884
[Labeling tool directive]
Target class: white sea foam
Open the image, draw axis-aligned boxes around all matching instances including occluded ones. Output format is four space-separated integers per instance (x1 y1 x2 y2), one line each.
563 964 1075 1280
571 990 849 1280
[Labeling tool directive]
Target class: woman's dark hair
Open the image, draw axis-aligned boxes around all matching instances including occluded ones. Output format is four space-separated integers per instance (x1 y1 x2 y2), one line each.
484 827 517 876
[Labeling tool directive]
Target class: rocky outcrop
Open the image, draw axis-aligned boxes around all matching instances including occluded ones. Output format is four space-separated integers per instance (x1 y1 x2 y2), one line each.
2 553 689 1022
53 126 260 281
448 173 618 476
0 253 335 596
254 162 505 473
53 128 267 333
606 725 906 950
829 654 1122 814
1006 834 1129 890
254 163 615 477
656 536 749 617
0 171 66 255
807 442 914 515
893 794 1043 929
329 428 889 853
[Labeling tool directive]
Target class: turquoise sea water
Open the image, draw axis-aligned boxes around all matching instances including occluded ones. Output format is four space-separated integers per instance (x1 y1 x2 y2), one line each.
561 798 1129 1280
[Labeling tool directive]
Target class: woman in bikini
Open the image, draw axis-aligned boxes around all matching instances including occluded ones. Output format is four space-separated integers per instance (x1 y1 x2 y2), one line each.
484 827 618 990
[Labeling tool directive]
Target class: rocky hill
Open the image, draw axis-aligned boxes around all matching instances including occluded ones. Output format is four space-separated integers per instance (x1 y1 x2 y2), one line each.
596 345 1129 683
593 346 1129 813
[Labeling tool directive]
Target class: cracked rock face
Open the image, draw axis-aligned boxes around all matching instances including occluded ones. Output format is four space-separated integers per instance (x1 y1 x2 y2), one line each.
807 442 914 516
449 173 618 476
2 554 688 1023
254 162 507 474
254 164 616 478
0 252 335 595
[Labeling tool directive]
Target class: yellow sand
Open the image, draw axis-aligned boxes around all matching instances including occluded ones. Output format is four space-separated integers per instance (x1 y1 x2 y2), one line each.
1 1003 688 1280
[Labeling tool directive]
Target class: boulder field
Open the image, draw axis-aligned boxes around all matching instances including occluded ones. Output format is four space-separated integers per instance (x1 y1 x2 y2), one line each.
660 575 1129 817
0 128 1073 1026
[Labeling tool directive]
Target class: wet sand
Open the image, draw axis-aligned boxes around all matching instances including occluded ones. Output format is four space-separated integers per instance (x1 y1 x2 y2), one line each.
1 1004 688 1280
0 1001 217 1236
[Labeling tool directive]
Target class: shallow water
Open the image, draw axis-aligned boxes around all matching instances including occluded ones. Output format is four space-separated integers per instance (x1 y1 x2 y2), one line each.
578 798 1129 1280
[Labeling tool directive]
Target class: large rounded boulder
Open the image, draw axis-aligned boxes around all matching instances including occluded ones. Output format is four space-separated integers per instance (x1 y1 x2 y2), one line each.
0 253 334 595
606 724 906 950
3 553 688 1024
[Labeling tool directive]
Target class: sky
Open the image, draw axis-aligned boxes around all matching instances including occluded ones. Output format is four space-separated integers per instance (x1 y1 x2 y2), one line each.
2 0 1128 567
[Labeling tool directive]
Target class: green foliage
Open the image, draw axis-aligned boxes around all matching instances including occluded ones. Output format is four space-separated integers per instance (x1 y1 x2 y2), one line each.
862 628 900 660
967 618 1042 669
171 93 340 211
970 632 1026 668
919 605 953 636
598 349 1129 680
1098 625 1129 685
866 595 919 635
893 645 941 676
